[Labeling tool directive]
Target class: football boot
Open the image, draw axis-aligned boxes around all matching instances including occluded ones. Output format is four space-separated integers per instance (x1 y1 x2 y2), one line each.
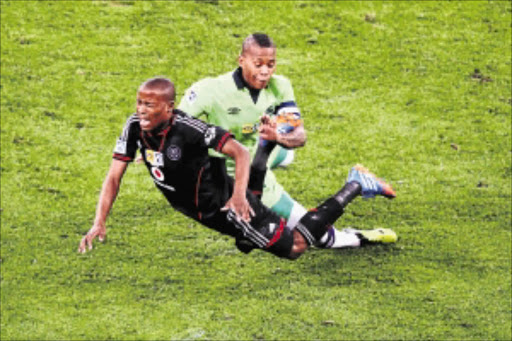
344 228 398 244
347 164 396 199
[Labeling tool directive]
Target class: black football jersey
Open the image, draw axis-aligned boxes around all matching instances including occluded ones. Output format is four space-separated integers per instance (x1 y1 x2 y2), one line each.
113 109 234 220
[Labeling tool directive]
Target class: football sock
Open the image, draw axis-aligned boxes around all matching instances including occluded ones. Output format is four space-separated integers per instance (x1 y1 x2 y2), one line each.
269 147 294 169
295 182 363 246
333 181 362 207
249 139 277 198
248 166 266 199
278 149 294 167
317 225 361 248
287 195 362 248
253 139 276 170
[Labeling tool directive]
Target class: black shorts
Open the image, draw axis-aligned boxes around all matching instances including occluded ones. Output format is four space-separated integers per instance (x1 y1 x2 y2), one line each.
200 190 294 259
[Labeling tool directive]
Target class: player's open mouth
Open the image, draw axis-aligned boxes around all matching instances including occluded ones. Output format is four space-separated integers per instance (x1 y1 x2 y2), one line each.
140 119 151 129
256 79 269 88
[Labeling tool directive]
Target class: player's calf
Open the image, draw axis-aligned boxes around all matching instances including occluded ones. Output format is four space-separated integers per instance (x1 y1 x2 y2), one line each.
294 181 362 247
248 138 276 199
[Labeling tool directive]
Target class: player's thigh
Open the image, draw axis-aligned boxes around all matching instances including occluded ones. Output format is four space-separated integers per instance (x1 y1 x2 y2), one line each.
267 146 294 169
246 192 295 258
261 170 306 223
261 170 286 211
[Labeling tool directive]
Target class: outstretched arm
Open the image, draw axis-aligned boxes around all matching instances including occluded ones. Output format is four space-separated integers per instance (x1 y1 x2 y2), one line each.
78 159 128 253
219 138 255 222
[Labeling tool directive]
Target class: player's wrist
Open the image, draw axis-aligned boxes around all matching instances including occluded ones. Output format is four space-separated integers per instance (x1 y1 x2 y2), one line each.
231 187 247 199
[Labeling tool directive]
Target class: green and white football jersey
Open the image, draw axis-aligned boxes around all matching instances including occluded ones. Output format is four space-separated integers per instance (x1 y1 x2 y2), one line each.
179 68 295 157
178 68 300 211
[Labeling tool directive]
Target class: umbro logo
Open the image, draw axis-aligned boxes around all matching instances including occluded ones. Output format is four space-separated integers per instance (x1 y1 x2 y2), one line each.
227 107 241 115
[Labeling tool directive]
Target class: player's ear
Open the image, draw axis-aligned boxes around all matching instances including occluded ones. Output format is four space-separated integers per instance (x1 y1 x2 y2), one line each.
167 101 175 112
238 54 244 67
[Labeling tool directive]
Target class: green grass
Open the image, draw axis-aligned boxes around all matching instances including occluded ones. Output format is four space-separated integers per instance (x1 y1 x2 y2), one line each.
1 1 511 340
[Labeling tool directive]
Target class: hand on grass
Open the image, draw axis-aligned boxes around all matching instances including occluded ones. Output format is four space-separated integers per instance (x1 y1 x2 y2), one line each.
78 223 106 253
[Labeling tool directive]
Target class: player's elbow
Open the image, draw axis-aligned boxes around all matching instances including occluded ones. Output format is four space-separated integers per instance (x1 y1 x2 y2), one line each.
293 127 307 148
222 139 250 164
298 134 307 147
300 128 307 146
237 145 251 164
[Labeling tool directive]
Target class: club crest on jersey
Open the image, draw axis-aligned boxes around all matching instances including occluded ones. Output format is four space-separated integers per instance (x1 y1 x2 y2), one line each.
166 145 181 161
151 166 165 181
114 139 127 154
204 127 216 145
146 150 164 167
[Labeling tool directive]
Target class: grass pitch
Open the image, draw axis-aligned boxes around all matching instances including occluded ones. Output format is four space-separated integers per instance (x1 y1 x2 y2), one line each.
1 1 511 340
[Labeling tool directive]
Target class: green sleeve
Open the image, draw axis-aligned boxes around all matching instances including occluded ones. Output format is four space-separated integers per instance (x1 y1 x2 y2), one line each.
177 80 212 121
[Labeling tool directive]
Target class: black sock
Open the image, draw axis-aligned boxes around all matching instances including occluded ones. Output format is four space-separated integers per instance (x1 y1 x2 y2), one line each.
252 139 276 171
333 181 362 208
248 166 266 199
248 139 276 198
294 198 340 245
295 182 362 246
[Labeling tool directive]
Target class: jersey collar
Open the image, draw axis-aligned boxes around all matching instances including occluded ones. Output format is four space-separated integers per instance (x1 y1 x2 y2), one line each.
144 113 175 137
232 67 247 90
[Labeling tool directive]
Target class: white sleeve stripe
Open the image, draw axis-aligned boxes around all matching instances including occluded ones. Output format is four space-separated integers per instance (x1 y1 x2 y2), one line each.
175 116 205 133
120 115 140 141
175 115 207 133
227 211 269 248
183 115 208 130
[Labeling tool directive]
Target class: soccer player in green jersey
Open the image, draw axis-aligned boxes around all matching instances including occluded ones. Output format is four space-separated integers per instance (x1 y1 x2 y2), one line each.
178 33 397 248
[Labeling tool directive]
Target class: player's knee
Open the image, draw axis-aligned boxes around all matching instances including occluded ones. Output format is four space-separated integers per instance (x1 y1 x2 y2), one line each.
286 230 308 260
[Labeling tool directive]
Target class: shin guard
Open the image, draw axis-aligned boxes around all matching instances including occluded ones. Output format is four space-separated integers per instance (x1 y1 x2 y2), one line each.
248 166 266 199
249 139 277 199
295 182 362 246
295 198 344 246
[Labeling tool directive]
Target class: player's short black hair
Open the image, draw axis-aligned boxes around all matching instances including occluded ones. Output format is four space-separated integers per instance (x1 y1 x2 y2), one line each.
241 33 276 55
140 77 176 102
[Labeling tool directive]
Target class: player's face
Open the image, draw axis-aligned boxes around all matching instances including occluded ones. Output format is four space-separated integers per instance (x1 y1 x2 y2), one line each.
136 90 174 131
239 45 276 90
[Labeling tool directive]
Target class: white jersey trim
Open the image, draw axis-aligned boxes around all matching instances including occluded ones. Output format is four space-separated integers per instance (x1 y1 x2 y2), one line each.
175 115 207 133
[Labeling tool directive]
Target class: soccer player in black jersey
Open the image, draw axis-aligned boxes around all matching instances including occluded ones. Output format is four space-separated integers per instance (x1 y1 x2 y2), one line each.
79 77 396 259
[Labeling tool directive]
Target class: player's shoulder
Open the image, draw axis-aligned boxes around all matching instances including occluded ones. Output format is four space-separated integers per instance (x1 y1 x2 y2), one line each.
173 109 208 133
181 71 236 108
268 74 293 93
267 74 294 101
187 70 235 92
269 74 292 87
118 113 140 141
122 113 141 130
125 112 139 123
